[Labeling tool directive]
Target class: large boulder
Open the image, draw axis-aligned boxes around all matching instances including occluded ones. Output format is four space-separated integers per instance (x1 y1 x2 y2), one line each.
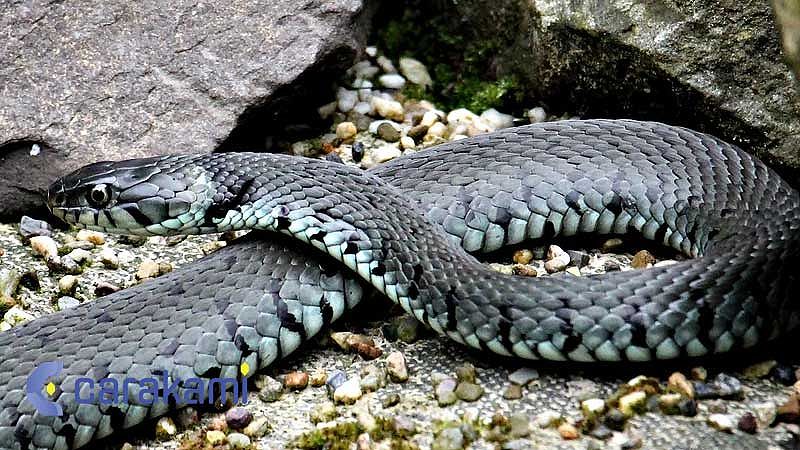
435 0 800 185
0 0 375 219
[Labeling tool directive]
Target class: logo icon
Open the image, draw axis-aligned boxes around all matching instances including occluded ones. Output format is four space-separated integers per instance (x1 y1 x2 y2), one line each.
26 361 63 417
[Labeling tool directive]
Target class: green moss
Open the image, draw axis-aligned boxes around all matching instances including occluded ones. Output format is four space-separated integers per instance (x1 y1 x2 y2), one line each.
292 421 361 450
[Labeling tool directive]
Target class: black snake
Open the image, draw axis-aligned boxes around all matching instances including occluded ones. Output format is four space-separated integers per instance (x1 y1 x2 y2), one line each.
1 119 798 449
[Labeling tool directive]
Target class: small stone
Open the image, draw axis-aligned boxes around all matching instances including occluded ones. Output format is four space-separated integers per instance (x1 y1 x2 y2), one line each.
371 96 404 121
557 423 579 440
399 135 416 150
94 282 121 297
175 407 199 428
243 417 270 438
0 268 21 299
692 382 716 399
284 371 309 390
399 57 432 87
713 373 744 399
631 250 656 269
582 398 606 420
513 249 534 265
291 141 316 157
742 360 777 379
508 367 539 386
433 427 464 450
603 409 627 431
508 413 531 438
376 55 396 73
503 384 523 400
393 415 416 437
778 394 800 423
205 430 226 445
225 407 252 430
420 110 440 128
4 306 35 325
155 417 176 439
226 433 250 449
76 229 105 245
567 250 590 267
771 363 797 385
336 121 358 141
534 411 562 428
333 376 362 404
18 271 38 291
310 401 337 424
30 236 58 259
309 369 327 387
367 145 402 166
657 393 683 415
164 234 187 246
256 375 283 402
527 107 547 123
356 433 372 450
455 382 484 402
708 414 735 433
455 363 476 383
376 122 401 142
66 248 92 265
565 267 581 276
426 122 448 138
351 141 365 163
379 73 406 89
382 393 401 408
435 378 458 406
753 401 777 428
544 245 570 273
353 101 373 115
489 263 515 275
480 108 514 130
62 240 94 251
602 238 624 252
136 259 161 280
590 425 613 441
383 351 408 382
201 240 227 254
337 88 358 112
618 391 647 417
209 416 228 431
326 370 347 398
407 124 428 143
119 235 147 246
58 275 79 295
667 372 694 399
19 216 52 239
56 296 80 310
678 398 698 417
99 248 119 269
318 101 337 119
738 412 758 434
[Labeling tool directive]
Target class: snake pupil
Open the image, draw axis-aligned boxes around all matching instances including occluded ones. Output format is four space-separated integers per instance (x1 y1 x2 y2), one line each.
88 184 111 207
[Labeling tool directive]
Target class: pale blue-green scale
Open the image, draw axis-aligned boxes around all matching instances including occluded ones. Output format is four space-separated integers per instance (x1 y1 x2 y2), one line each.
655 338 681 359
594 341 622 361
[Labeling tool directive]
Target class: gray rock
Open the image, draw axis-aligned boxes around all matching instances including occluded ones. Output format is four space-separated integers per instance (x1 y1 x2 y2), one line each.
18 216 52 239
0 0 376 218
432 427 464 450
225 407 253 430
56 296 81 310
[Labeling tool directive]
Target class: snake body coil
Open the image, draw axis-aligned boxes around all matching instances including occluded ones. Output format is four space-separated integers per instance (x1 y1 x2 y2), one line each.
0 119 798 449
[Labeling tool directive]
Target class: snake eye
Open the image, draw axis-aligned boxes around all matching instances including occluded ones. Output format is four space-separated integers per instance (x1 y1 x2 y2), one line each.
87 184 112 208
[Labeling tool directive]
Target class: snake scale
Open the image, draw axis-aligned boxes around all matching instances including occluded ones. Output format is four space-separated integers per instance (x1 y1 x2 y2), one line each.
0 119 798 449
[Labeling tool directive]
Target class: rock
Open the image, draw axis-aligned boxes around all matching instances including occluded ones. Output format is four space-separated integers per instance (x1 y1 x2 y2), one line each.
4 306 35 325
371 96 404 121
66 249 92 265
565 267 581 276
0 0 377 218
708 414 735 433
336 121 358 141
513 249 534 265
94 282 121 297
678 398 698 417
351 142 365 163
333 376 362 404
76 229 105 245
567 250 590 268
18 216 52 239
455 382 484 402
155 417 176 439
205 430 226 446
435 377 458 406
225 407 252 430
618 391 647 417
602 238 624 252
557 423 579 440
433 427 464 450
379 73 406 89
420 110 441 128
777 394 800 423
657 393 683 415
353 101 373 115
381 393 401 408
338 88 359 113
455 363 477 383
712 373 744 399
407 124 429 142
310 401 337 424
753 401 777 428
136 259 161 280
30 236 58 260
326 369 347 398
631 250 656 269
56 296 80 310
58 275 79 296
690 367 708 381
603 409 627 431
356 433 372 450
371 121 401 142
399 135 416 150
226 433 251 449
503 384 523 400
534 411 562 429
771 363 797 385
365 145 402 167
99 248 119 269
738 412 758 434
480 108 514 129
544 245 570 273
386 351 409 382
581 398 606 420
284 371 309 390
667 372 694 399
527 107 547 123
309 369 327 387
508 367 539 386
243 417 270 438
318 101 338 119
399 57 433 87
0 268 21 300
291 141 316 157
255 375 283 402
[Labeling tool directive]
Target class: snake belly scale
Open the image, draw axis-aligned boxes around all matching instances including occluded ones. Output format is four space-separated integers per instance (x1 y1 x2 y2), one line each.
0 119 798 449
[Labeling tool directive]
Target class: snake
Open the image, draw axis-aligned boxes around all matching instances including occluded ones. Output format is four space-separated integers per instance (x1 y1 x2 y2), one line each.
0 119 798 449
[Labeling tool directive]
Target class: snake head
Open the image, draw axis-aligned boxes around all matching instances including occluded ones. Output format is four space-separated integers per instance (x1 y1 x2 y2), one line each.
47 156 213 236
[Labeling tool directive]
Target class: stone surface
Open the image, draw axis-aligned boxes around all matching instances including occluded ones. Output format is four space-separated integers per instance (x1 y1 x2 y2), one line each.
0 0 376 218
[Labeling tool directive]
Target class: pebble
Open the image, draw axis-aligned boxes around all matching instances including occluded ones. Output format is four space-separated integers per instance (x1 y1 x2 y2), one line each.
393 415 416 437
99 248 119 269
284 371 309 390
527 107 547 123
581 398 606 420
657 393 683 415
30 236 58 259
0 268 21 300
226 433 251 449
565 267 581 276
399 135 416 150
310 401 337 424
631 250 656 269
603 409 627 431
771 363 797 385
420 110 440 128
62 240 94 251
534 410 563 428
455 382 484 402
165 235 187 246
326 370 347 398
407 124 428 142
367 145 402 166
356 433 372 450
256 375 284 402
353 101 373 115
205 430 226 445
433 427 464 450
353 61 380 79
678 398 698 417
503 384 523 400
4 306 35 325
155 417 176 439
119 235 147 246
753 401 777 428
309 369 327 387
512 249 534 265
243 417 271 438
56 296 80 310
557 423 579 440
667 372 694 399
544 245 570 273
291 141 315 157
435 378 458 406
333 376 362 404
225 407 252 430
399 57 433 87
338 88 358 112
375 122 401 142
426 122 448 138
379 73 406 89
602 238 624 252
76 229 105 245
94 282 121 297
318 101 337 119
174 407 198 428
336 121 358 140
376 55 396 73
480 108 514 130
708 413 735 433
371 96 404 121
508 367 539 386
567 250 590 267
713 373 744 399
778 394 800 422
738 412 758 434
136 259 161 280
386 351 409 382
18 216 52 239
455 363 477 383
66 248 92 265
618 391 647 417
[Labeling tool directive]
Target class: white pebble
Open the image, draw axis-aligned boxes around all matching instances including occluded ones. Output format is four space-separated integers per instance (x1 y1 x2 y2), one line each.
371 145 402 164
379 73 406 89
426 122 448 138
480 108 514 130
30 236 58 259
291 141 315 157
400 136 416 150
76 229 105 245
376 55 396 73
336 122 358 140
399 57 433 87
351 61 379 79
99 248 119 269
544 245 570 273
371 96 404 121
318 101 337 119
708 414 735 432
528 107 547 123
66 248 92 265
365 46 377 57
450 134 468 141
333 376 363 404
337 88 358 113
58 275 79 294
421 110 440 128
353 101 372 115
30 144 41 156
4 306 35 325
446 108 479 126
